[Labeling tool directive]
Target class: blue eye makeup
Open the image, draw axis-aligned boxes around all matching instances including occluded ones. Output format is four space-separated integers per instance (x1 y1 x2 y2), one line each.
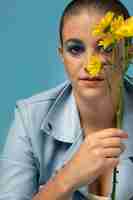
64 39 85 56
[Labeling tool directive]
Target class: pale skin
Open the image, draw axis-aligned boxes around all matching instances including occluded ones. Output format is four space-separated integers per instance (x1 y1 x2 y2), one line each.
33 8 128 200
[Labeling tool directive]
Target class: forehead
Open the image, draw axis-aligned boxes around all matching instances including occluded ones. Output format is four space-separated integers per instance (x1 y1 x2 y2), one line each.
62 10 105 43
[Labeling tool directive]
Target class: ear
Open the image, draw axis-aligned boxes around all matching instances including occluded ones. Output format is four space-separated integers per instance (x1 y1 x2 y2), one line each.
58 46 64 63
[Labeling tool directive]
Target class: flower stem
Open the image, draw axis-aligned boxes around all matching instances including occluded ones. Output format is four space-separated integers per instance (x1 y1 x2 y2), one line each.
111 42 125 200
111 168 117 200
111 81 123 200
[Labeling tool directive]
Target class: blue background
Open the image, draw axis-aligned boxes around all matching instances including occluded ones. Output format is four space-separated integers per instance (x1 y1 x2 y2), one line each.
0 0 133 152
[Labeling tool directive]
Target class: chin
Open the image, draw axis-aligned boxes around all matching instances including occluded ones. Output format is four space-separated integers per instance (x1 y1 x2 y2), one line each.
78 87 106 100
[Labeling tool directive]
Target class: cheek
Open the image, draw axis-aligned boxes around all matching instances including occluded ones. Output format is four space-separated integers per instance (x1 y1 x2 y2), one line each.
63 55 81 80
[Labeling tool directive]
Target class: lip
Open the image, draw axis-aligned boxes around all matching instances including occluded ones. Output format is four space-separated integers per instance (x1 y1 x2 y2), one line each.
79 77 104 81
78 78 104 87
79 73 104 81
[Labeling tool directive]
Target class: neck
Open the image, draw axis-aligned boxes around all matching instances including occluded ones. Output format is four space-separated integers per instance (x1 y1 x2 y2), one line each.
73 92 116 135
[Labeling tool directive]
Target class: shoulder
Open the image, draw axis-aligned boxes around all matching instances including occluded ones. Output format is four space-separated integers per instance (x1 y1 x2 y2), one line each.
17 80 70 105
14 80 71 132
16 80 70 110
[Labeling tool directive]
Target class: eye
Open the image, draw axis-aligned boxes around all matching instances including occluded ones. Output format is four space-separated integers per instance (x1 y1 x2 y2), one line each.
64 39 85 56
96 45 113 54
67 44 85 56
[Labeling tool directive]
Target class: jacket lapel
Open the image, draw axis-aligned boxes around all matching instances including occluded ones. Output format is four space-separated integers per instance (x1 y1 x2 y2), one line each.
52 130 89 199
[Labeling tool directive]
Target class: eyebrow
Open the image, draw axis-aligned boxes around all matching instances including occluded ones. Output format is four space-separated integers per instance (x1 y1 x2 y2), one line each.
64 38 102 47
64 38 84 46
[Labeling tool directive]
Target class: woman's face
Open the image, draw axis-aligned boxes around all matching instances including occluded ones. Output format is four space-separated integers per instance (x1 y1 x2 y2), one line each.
59 9 124 101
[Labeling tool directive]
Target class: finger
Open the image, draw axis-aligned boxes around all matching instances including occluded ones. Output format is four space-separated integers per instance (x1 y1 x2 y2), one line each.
102 137 121 148
102 137 124 148
103 147 122 158
102 140 126 155
97 128 128 139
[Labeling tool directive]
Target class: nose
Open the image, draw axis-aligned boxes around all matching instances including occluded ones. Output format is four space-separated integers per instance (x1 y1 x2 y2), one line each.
83 49 94 68
82 50 103 77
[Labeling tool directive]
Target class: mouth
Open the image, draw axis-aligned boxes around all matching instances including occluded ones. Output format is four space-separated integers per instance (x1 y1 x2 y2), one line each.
78 77 104 87
79 77 104 81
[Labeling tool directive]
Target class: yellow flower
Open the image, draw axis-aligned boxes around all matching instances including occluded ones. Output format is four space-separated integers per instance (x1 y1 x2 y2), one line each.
98 33 115 49
110 15 125 40
97 15 125 49
111 15 124 32
115 16 133 37
92 11 114 36
85 55 103 77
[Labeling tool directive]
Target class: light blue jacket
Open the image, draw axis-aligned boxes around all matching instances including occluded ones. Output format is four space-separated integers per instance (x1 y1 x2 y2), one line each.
0 79 133 200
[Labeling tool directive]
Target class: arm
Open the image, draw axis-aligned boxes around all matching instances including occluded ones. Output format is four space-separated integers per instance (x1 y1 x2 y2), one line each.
32 163 111 200
0 106 39 200
32 168 74 200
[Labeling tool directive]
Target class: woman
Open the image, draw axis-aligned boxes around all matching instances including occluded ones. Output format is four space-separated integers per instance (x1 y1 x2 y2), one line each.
0 0 133 199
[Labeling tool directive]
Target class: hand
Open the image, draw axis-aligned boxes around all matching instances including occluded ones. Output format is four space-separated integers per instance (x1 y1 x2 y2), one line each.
62 128 128 191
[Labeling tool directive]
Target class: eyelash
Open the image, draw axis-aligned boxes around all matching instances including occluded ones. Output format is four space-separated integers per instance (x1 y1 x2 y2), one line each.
66 45 85 56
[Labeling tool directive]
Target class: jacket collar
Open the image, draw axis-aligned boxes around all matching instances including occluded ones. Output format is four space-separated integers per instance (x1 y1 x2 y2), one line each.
40 80 82 143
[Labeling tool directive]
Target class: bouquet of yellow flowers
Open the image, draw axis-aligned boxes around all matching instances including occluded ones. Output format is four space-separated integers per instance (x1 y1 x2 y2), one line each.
85 11 133 200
